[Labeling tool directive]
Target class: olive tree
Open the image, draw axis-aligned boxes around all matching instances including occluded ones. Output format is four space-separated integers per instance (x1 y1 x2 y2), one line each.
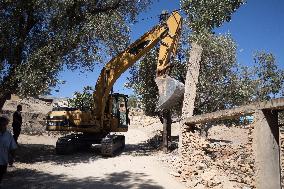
252 51 284 100
127 34 242 115
68 86 94 111
0 0 152 110
127 0 246 116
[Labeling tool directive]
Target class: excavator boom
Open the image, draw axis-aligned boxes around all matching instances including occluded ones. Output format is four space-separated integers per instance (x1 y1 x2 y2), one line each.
94 11 183 126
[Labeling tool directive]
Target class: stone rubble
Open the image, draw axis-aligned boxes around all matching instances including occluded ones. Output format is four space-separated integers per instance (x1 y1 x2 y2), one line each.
160 124 255 189
2 98 52 135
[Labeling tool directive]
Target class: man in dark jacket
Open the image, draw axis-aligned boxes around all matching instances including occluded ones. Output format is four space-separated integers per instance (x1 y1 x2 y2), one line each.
12 105 22 144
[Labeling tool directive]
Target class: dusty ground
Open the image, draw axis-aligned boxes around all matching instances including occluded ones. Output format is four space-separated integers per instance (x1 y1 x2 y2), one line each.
2 98 283 188
2 116 186 189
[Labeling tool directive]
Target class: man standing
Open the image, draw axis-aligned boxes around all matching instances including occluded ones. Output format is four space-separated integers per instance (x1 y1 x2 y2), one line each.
0 116 17 188
12 105 22 144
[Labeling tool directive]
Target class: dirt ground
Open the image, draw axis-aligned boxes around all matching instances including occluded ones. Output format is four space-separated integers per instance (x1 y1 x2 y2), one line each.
2 117 186 189
2 99 283 189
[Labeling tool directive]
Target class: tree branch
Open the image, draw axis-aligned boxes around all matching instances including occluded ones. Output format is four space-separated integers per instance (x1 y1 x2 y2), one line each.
89 0 122 14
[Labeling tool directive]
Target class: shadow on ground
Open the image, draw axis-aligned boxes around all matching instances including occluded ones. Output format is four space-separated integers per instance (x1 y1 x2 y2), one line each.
15 144 100 165
14 134 179 164
3 169 164 189
123 135 179 156
14 135 162 165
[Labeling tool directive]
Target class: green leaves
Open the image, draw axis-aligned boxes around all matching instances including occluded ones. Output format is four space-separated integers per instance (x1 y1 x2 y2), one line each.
68 86 94 111
128 48 159 116
252 51 284 100
181 0 245 34
127 32 284 117
127 0 283 118
194 33 239 114
0 0 152 103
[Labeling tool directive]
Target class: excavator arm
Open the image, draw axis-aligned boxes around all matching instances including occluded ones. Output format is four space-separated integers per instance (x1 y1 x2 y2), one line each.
93 11 183 125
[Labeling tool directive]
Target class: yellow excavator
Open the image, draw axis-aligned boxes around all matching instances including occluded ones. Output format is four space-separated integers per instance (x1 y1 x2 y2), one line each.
46 11 184 156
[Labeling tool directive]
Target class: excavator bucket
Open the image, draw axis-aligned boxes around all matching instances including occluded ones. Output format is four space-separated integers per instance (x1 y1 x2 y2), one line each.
155 76 185 110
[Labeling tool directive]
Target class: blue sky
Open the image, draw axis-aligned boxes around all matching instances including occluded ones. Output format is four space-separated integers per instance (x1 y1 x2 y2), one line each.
51 0 284 98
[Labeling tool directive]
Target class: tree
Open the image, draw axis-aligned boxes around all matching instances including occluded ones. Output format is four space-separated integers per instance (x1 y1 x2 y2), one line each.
128 1 246 116
128 48 159 116
68 86 94 111
0 0 152 110
193 34 238 114
180 0 244 117
128 95 139 109
127 33 242 115
181 0 244 34
252 51 284 101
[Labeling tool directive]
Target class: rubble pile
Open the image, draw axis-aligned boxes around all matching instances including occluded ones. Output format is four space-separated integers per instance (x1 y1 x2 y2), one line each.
129 107 144 116
162 124 255 189
130 115 160 126
2 98 52 135
3 97 52 114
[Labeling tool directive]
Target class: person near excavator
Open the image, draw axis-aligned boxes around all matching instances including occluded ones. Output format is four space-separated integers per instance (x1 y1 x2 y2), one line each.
0 116 17 188
12 105 22 144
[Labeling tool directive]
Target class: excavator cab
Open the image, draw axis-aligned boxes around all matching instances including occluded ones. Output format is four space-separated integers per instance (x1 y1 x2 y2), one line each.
110 93 130 128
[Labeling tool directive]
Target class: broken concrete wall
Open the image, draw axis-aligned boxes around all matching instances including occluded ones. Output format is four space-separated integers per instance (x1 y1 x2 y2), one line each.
181 42 202 118
180 42 202 155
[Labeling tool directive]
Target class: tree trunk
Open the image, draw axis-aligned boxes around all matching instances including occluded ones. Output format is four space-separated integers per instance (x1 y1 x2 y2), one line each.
0 93 11 111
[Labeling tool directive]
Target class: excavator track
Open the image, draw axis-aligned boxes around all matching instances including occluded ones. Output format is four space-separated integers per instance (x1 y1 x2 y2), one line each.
56 134 81 155
55 133 125 156
101 135 125 157
55 133 102 155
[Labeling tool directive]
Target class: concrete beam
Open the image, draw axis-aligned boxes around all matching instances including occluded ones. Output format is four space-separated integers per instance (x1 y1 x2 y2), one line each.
182 98 284 125
253 110 281 189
